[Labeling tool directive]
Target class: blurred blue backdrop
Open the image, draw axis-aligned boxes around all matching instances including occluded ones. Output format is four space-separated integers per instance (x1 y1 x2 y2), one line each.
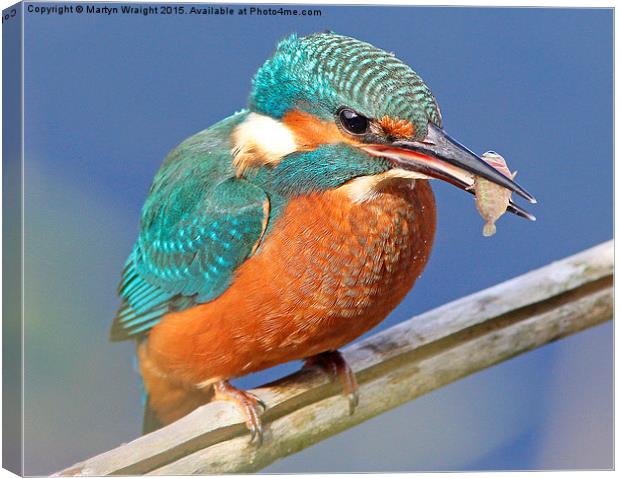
22 4 612 474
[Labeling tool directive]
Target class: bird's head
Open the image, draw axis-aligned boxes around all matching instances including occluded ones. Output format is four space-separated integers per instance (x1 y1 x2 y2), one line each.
233 32 535 211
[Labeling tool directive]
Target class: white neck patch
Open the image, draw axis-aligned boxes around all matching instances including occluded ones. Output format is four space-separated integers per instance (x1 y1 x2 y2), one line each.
231 112 298 176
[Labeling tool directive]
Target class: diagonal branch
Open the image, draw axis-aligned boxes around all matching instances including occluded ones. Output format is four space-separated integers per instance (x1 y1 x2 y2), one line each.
57 240 613 476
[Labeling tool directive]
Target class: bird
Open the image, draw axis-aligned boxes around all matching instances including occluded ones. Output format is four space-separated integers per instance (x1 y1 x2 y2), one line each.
110 32 535 442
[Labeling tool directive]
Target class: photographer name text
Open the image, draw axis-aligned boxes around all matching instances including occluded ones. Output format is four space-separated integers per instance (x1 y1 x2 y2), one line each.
26 4 322 17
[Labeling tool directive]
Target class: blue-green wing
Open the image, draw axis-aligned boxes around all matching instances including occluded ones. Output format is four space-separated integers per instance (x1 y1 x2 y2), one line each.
111 112 268 340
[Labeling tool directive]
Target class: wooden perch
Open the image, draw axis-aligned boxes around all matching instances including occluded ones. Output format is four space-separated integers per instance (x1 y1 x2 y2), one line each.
58 240 613 476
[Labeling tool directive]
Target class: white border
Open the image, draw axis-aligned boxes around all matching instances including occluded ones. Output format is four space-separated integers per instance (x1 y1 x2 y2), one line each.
0 2 615 478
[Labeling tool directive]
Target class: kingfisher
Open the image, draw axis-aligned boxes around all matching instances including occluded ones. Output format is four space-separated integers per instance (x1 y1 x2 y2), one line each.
110 32 535 442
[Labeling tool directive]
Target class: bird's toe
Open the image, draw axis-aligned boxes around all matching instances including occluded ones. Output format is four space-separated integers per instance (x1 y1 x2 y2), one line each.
213 380 266 446
304 350 360 414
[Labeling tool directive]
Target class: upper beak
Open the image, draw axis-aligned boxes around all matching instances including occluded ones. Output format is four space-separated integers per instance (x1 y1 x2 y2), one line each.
362 122 537 220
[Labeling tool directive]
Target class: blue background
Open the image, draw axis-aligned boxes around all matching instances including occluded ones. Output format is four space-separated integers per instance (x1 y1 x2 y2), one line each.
21 4 612 474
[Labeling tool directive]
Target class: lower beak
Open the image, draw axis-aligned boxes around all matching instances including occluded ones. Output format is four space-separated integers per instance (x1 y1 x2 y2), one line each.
362 123 536 220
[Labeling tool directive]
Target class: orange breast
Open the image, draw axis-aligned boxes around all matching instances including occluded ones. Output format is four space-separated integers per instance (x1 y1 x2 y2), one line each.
144 178 436 389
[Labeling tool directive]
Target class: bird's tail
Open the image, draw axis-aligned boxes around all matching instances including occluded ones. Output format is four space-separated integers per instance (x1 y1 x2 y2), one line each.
137 340 212 435
142 395 164 434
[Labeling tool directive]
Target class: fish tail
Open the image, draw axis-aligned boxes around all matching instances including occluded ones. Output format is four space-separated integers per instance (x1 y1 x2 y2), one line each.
483 223 497 237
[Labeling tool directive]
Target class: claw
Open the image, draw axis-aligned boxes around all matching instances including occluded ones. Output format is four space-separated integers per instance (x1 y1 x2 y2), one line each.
249 423 263 446
213 380 265 446
304 350 359 415
348 390 360 415
255 396 267 412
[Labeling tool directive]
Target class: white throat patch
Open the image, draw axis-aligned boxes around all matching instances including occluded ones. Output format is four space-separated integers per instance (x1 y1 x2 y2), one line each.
341 169 430 203
231 112 298 176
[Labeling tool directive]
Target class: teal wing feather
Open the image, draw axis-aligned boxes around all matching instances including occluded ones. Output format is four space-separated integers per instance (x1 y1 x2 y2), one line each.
110 111 269 341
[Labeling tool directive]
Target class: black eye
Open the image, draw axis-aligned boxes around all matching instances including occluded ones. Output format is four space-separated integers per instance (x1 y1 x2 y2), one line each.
338 108 369 135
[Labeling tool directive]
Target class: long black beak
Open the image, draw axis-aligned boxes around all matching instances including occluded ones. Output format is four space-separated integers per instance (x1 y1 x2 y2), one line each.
362 123 536 219
393 123 535 203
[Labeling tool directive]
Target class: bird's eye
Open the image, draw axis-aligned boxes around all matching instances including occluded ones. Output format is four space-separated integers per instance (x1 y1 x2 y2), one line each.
338 108 369 135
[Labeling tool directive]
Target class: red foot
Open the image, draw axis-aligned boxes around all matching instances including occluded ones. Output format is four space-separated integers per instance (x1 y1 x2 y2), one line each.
304 350 359 414
213 380 266 445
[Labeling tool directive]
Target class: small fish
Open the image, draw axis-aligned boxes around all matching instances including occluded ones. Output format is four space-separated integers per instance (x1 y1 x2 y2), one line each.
474 151 516 237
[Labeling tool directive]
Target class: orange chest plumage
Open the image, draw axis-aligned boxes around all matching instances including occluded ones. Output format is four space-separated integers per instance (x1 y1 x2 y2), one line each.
146 179 436 386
